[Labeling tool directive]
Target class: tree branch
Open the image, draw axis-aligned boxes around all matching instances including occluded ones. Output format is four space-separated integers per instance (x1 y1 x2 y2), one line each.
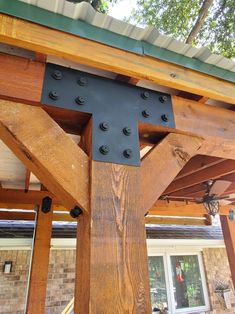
186 0 214 44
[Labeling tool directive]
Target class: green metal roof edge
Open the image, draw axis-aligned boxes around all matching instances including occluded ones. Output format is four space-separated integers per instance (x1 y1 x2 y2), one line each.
0 0 234 84
0 0 143 55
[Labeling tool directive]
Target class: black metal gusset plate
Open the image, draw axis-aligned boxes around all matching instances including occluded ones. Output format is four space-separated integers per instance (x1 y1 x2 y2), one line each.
41 63 175 166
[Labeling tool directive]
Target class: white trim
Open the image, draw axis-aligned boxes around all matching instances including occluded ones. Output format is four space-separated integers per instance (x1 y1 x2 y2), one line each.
0 238 224 250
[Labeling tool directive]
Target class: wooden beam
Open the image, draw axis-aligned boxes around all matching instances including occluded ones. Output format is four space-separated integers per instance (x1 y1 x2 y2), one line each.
140 133 203 214
145 216 211 226
0 188 67 210
24 169 31 192
1 53 235 154
220 215 235 287
75 161 151 313
164 160 235 195
0 14 234 104
0 52 44 102
0 210 75 222
0 99 89 212
26 207 53 314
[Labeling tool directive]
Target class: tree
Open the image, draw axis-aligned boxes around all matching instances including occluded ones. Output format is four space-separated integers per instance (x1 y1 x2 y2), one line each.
132 0 235 58
67 0 115 13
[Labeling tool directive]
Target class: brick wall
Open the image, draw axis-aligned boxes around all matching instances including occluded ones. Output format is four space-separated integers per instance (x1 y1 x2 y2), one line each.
0 250 76 314
0 247 235 314
0 250 30 314
203 248 235 314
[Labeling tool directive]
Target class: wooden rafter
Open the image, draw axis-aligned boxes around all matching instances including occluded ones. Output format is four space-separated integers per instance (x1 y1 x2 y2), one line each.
0 14 234 104
165 159 235 195
24 168 31 192
0 99 89 212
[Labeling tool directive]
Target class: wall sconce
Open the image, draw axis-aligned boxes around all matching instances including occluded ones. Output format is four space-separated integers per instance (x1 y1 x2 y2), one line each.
3 261 12 274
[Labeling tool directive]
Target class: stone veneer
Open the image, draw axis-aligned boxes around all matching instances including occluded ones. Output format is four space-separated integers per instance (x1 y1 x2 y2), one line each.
203 248 235 314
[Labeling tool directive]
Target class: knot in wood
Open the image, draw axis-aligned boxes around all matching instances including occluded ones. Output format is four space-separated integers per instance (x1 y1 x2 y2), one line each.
173 147 190 167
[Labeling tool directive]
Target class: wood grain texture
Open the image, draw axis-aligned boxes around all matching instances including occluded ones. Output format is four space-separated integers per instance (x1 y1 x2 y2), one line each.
0 14 234 104
26 207 53 314
0 52 44 102
0 99 89 212
220 215 235 286
145 216 211 226
165 159 235 195
140 133 203 214
75 162 151 313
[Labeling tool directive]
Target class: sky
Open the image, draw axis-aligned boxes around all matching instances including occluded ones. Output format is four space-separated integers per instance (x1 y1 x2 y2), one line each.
109 0 136 21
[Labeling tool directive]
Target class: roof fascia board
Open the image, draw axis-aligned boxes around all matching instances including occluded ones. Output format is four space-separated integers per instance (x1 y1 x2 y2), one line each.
0 0 234 83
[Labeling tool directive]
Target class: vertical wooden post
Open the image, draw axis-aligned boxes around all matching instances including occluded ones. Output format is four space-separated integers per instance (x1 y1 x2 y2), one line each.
220 215 235 286
74 161 151 313
26 207 53 314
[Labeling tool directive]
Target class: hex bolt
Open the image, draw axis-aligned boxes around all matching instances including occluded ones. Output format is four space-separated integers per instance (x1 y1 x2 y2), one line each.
75 96 85 105
49 90 59 100
170 73 177 78
70 206 83 218
51 70 62 80
161 114 169 122
123 149 133 159
159 95 168 103
142 109 150 118
123 127 132 136
77 77 87 86
99 122 109 131
141 91 150 100
99 145 110 155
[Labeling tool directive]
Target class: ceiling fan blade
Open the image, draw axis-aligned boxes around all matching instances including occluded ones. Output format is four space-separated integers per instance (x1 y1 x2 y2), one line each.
227 193 235 199
162 195 195 200
209 180 232 196
219 199 232 206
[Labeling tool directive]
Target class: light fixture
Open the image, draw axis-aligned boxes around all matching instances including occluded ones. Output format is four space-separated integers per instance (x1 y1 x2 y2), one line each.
3 261 12 274
203 198 220 217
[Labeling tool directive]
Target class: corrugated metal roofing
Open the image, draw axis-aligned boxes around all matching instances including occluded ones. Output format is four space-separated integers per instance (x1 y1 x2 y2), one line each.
18 0 235 73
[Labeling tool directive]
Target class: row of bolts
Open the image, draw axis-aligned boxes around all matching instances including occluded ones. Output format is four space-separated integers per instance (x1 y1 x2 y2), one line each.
49 70 169 159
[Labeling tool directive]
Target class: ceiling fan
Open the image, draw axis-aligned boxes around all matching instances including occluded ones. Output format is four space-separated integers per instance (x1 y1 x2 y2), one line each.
162 180 234 217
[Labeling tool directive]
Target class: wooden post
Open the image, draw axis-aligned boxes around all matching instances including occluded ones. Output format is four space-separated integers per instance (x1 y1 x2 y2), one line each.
26 207 53 313
220 215 235 286
75 161 151 313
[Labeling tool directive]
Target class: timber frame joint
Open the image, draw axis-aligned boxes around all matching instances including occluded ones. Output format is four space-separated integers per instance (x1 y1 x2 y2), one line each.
42 63 175 166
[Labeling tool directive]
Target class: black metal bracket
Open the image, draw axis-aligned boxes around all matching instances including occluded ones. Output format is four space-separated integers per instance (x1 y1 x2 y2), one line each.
41 63 175 166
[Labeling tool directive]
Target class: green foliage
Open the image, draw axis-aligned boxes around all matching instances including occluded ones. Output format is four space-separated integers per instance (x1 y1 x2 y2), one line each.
132 0 235 58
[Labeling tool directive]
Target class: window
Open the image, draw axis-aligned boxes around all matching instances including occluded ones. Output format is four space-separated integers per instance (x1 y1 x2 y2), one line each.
148 253 209 313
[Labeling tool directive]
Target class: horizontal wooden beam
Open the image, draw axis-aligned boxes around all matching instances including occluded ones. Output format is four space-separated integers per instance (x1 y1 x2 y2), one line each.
1 53 235 159
145 216 211 225
0 99 89 212
0 14 234 104
0 210 75 222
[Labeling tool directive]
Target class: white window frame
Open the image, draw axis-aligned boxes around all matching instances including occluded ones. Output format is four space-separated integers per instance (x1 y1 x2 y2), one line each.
148 251 210 314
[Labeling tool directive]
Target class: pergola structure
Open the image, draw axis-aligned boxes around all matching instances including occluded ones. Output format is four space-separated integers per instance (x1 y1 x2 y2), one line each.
0 1 235 313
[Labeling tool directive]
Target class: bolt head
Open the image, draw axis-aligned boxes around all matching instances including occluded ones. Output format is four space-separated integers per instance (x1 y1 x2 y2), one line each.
161 114 169 122
99 145 110 155
51 70 62 80
75 96 85 105
70 206 82 218
141 91 150 100
123 149 133 159
77 77 87 86
49 90 59 100
170 73 176 78
159 95 168 103
123 127 132 136
142 109 150 118
99 122 109 131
